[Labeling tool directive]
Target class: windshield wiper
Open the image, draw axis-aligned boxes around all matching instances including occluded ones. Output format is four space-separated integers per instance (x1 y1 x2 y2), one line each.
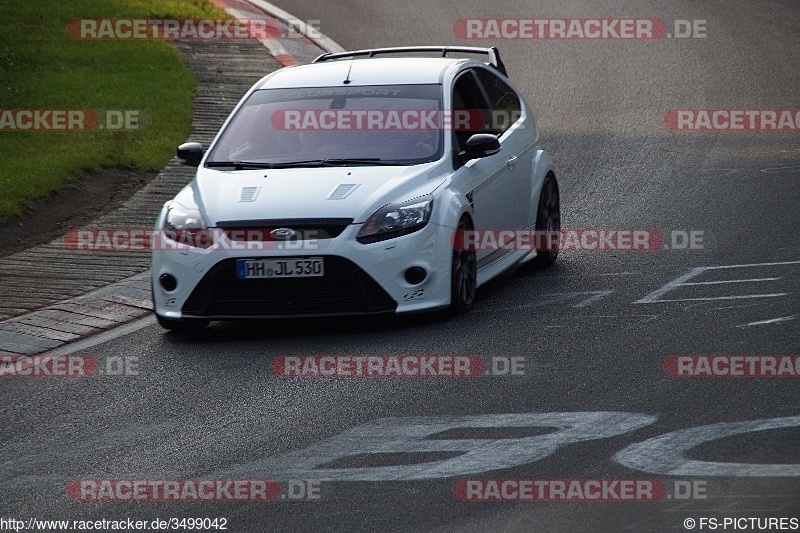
268 158 402 168
205 161 276 170
206 158 409 169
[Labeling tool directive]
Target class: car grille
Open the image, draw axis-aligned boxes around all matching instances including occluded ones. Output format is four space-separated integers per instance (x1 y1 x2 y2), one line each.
217 218 353 241
182 256 397 317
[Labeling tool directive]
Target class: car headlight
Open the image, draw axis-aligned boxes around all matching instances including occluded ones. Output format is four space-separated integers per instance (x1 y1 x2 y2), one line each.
161 187 213 248
357 196 433 244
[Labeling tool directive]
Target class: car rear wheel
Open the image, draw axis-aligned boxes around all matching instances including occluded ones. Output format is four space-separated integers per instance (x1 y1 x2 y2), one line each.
532 173 560 268
450 217 477 314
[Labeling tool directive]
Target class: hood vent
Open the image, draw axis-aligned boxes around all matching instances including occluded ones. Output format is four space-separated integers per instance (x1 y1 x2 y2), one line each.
239 186 259 202
327 183 359 200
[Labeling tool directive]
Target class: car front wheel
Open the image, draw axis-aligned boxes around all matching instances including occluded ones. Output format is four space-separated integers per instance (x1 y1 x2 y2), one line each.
532 173 560 268
450 217 477 314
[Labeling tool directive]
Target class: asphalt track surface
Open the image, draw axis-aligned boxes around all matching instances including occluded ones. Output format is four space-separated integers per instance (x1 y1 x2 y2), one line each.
3 1 800 531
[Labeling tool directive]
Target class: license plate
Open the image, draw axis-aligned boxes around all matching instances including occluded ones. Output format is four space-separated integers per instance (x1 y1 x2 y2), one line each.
236 258 324 279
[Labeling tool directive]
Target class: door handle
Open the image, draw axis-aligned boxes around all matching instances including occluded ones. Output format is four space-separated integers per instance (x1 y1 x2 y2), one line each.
506 156 518 167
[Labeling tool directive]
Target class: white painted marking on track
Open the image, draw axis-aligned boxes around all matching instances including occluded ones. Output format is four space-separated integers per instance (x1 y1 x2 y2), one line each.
244 0 345 53
761 163 800 174
703 168 739 178
476 291 614 312
216 412 656 481
635 267 710 303
635 261 800 304
226 7 294 63
45 316 155 356
742 315 799 327
570 290 613 307
535 271 639 279
683 278 780 285
615 416 800 476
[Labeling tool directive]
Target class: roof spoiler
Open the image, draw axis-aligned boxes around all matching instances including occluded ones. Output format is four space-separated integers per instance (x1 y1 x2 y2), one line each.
313 46 508 77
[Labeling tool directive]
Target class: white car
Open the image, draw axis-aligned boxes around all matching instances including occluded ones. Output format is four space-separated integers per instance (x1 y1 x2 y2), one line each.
151 46 560 330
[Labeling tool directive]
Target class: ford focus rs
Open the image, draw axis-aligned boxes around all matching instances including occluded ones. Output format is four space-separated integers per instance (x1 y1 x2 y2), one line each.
151 46 560 330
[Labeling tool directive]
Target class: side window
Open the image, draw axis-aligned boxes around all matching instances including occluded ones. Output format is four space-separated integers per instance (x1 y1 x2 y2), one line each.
474 68 521 135
451 71 487 153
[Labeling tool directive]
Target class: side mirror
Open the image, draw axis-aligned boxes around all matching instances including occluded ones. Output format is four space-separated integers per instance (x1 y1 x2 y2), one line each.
460 133 501 160
177 142 204 167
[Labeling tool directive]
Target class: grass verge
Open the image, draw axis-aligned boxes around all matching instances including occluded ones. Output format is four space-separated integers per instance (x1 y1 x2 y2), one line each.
0 0 229 220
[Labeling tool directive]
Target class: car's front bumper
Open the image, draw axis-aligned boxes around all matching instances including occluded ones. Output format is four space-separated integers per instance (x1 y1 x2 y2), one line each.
151 221 454 320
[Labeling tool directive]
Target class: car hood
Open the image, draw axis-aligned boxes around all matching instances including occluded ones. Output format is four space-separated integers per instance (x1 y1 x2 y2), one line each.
195 164 445 225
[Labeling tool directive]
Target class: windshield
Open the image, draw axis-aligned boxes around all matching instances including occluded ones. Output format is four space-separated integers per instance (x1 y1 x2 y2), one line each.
206 84 443 168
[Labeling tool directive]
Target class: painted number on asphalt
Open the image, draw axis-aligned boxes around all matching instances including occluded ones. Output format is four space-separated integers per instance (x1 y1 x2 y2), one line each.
223 412 654 480
222 413 800 480
614 415 800 476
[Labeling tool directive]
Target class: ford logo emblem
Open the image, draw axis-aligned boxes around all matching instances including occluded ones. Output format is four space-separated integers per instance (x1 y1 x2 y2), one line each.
270 228 296 240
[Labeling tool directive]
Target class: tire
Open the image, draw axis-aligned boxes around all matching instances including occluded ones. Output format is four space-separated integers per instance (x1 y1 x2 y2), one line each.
450 217 477 314
531 174 560 268
156 314 209 332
